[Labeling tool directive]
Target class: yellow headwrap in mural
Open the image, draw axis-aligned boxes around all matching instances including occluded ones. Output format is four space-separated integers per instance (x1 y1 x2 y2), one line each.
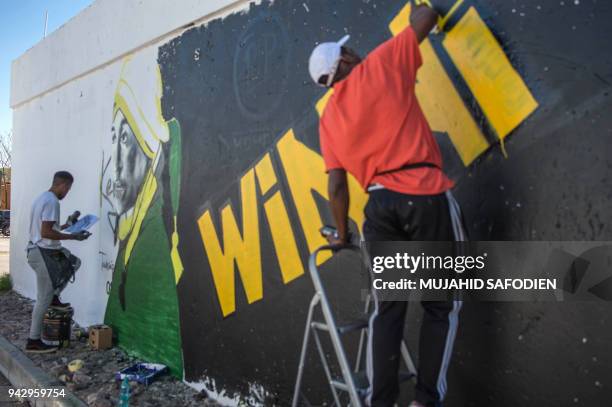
113 55 169 159
113 51 167 263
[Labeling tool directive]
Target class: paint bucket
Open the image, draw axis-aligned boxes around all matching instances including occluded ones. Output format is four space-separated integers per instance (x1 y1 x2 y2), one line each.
42 307 73 348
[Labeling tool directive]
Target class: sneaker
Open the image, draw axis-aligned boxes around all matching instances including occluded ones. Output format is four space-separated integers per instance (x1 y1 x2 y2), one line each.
50 295 71 310
25 339 57 354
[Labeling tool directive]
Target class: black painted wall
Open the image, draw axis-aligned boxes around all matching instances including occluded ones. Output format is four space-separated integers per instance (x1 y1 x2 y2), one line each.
157 0 612 405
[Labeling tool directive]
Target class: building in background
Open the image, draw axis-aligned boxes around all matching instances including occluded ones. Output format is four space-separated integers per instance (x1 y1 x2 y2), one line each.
0 168 10 210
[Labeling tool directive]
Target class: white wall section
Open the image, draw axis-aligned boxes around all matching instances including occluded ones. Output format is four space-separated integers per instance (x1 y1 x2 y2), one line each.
10 0 251 108
9 0 256 327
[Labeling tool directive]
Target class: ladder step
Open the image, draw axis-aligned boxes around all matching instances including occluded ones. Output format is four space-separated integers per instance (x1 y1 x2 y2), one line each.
331 370 415 392
331 371 369 392
311 319 368 335
310 321 329 331
337 318 368 334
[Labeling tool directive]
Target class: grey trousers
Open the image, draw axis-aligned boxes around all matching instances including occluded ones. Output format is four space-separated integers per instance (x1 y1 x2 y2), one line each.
27 247 68 340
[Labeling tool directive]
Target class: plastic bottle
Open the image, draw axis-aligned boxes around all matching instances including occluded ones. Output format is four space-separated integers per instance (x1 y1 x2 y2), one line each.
119 378 130 407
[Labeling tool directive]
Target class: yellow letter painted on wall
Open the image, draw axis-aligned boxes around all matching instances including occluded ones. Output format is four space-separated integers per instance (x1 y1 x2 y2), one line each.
197 169 262 317
263 191 305 283
443 7 538 139
255 154 305 284
276 129 366 264
389 3 489 166
255 153 277 195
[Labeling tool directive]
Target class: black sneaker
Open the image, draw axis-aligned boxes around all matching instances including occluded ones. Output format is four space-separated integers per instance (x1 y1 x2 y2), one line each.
50 295 71 310
25 339 58 354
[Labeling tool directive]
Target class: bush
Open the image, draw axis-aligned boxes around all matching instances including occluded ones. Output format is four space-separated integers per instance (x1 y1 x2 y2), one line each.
0 274 11 292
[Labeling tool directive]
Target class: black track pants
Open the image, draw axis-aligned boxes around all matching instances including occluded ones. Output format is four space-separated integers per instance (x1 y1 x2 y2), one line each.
363 189 466 407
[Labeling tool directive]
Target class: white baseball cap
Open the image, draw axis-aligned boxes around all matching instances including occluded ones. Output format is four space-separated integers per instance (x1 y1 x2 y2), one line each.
308 34 350 87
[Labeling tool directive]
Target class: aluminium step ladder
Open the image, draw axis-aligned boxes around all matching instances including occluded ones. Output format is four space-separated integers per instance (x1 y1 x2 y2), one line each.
292 244 417 407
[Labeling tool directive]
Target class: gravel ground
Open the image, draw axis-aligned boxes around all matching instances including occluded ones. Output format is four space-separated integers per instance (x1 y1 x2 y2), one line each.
0 290 220 407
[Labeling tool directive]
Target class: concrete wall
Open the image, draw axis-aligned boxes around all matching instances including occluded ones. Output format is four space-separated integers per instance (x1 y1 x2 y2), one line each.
11 0 612 405
10 0 250 108
10 0 255 332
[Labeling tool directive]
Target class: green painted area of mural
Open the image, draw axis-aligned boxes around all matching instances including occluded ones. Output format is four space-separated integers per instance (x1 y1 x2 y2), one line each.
169 119 182 214
104 194 183 376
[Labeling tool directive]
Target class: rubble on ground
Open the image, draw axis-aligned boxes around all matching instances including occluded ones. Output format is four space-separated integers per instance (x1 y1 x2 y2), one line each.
0 290 221 406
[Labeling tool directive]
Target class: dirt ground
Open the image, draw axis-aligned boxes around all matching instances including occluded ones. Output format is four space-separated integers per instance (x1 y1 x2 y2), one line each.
0 289 220 406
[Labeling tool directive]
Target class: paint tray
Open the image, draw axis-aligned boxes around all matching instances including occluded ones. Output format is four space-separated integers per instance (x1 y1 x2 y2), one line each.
115 363 168 386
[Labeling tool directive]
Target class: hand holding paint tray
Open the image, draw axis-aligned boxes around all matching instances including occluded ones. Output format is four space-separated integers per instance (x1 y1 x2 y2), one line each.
65 214 99 235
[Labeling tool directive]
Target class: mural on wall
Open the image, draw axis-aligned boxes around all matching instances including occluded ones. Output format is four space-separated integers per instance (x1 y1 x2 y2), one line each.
98 0 612 405
161 0 540 402
100 48 184 375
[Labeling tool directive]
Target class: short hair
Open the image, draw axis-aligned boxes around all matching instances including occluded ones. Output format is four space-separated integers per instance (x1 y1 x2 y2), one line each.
53 171 74 185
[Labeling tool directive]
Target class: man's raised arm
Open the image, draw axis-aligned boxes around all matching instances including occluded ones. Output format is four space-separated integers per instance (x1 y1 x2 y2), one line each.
327 169 349 245
410 5 439 43
411 0 464 41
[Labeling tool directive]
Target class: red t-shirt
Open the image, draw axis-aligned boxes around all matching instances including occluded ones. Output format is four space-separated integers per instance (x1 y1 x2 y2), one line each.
319 27 454 195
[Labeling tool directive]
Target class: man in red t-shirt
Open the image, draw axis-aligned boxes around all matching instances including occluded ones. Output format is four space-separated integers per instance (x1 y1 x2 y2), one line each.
308 3 467 407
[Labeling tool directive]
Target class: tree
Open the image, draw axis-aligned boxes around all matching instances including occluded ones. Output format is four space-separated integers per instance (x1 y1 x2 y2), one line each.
0 131 11 167
0 131 11 209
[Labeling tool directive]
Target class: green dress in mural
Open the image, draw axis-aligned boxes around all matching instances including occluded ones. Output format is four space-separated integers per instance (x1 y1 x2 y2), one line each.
104 196 183 375
104 120 184 376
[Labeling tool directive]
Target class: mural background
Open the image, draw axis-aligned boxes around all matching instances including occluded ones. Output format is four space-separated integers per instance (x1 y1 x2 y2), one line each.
10 0 612 405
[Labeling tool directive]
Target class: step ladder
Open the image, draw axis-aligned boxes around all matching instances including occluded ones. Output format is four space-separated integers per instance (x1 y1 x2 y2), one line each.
292 244 417 407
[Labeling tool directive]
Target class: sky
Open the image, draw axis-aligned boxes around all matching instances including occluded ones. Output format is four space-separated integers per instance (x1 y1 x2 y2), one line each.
0 0 93 136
